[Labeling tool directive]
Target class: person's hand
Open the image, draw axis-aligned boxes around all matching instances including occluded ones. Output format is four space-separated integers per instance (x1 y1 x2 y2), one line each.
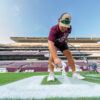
54 58 62 68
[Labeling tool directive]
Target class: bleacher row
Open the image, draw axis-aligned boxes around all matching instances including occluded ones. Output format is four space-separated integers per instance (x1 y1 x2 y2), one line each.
0 61 100 73
1 50 100 55
0 37 100 73
0 51 47 55
0 51 92 57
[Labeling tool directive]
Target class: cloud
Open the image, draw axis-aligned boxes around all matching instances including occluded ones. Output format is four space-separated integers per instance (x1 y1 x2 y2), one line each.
0 25 17 44
0 33 15 44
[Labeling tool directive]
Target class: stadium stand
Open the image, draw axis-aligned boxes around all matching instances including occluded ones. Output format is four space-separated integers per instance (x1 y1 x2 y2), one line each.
0 37 100 72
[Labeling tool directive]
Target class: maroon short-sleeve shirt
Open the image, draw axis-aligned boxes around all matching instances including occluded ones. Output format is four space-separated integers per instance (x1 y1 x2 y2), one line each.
48 24 71 45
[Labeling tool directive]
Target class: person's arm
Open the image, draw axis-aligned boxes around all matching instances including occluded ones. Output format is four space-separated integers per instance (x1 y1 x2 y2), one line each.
48 40 61 65
48 40 57 59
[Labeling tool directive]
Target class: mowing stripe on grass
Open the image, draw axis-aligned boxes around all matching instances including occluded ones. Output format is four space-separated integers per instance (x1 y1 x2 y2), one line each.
0 72 49 85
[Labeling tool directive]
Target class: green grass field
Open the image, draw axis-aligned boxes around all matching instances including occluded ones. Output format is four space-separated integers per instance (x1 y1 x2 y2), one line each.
0 71 100 85
0 71 100 100
0 72 48 85
43 97 100 100
67 71 100 84
79 71 100 84
1 97 100 100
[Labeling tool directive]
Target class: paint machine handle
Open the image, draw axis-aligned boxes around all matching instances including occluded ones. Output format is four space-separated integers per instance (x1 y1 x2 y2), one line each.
61 61 66 76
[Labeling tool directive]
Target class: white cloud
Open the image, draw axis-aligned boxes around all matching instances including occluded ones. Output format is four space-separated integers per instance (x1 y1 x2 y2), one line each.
0 33 15 44
0 36 14 44
0 25 17 44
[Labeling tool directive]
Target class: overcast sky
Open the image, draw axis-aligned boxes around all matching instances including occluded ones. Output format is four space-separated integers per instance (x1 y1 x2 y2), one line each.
0 0 100 43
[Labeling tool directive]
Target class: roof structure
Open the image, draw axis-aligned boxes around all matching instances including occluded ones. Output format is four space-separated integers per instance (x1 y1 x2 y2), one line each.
10 37 100 43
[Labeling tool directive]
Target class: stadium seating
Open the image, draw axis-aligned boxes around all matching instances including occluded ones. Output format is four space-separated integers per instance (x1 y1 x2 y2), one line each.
0 37 100 72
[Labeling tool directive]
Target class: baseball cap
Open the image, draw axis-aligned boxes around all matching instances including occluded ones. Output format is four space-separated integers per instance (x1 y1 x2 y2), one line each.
59 13 71 28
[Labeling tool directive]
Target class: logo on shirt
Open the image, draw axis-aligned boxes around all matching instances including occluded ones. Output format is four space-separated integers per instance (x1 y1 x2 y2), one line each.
58 33 67 43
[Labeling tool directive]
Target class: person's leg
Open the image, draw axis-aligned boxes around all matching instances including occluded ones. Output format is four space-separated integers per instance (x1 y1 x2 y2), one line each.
47 54 55 81
48 46 58 73
63 49 85 79
48 55 54 74
63 50 76 74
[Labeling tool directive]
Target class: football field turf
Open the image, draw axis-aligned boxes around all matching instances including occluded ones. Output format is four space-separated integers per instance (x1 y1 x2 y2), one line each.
0 71 100 85
0 71 100 100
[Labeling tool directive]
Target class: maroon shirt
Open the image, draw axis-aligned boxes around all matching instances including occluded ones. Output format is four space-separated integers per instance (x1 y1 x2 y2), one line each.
48 24 71 45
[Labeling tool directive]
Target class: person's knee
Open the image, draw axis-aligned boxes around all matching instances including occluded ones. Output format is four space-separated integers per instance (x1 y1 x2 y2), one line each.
63 50 73 58
67 50 72 56
48 61 54 70
48 55 54 63
48 57 54 67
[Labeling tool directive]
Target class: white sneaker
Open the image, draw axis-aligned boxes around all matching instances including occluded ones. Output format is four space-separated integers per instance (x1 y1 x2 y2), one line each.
47 73 55 81
73 73 85 80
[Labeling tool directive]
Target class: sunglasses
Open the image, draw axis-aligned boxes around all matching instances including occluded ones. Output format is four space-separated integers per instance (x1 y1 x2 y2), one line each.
61 18 71 25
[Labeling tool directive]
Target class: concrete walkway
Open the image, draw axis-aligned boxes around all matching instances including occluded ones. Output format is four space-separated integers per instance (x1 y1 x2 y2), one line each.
0 75 100 99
